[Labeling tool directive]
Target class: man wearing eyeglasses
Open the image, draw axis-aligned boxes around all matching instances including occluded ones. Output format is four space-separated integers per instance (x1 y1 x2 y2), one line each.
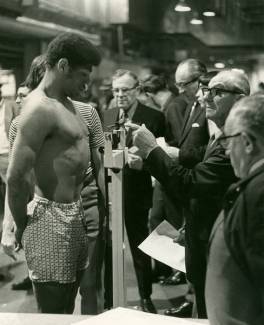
166 58 207 148
127 69 250 318
153 60 209 293
206 94 264 325
103 69 165 313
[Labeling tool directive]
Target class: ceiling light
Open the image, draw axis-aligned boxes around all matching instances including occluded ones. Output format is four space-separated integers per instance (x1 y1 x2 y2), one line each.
190 17 203 25
190 12 203 25
175 0 191 12
214 62 225 69
203 11 216 17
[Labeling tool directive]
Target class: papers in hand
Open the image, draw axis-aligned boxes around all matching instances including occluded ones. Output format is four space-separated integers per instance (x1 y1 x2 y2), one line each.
138 220 186 273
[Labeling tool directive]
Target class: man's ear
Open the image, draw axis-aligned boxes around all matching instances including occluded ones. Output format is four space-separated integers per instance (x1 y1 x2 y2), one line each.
57 58 69 73
241 132 254 154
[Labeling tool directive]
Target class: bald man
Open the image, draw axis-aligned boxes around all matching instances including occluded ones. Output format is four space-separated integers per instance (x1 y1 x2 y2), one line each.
128 69 250 318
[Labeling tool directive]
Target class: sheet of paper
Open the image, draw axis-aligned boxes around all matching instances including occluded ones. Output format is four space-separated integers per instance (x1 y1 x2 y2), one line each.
138 220 186 273
72 307 208 325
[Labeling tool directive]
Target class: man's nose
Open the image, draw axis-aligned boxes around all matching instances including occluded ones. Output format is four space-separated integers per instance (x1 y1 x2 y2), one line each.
204 91 213 104
225 147 230 157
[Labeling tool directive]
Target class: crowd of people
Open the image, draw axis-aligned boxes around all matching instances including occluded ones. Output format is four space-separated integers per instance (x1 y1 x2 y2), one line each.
0 31 264 325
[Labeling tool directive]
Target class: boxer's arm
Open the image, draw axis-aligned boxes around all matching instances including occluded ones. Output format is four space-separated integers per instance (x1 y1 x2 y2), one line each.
7 104 54 247
1 195 16 260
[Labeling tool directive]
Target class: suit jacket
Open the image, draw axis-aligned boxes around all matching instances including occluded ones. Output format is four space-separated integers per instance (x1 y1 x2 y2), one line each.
2 98 19 137
178 101 209 168
223 164 264 289
146 139 237 236
103 101 165 209
146 140 237 282
164 92 189 147
206 164 264 325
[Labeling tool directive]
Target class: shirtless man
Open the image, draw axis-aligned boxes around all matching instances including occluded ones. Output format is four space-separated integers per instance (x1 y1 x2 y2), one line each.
6 32 101 314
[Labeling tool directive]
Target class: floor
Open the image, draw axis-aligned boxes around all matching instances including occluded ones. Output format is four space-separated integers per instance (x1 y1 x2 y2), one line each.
0 242 187 315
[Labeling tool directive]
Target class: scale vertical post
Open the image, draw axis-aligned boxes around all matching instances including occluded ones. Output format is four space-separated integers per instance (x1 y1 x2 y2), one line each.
104 129 127 307
111 167 126 307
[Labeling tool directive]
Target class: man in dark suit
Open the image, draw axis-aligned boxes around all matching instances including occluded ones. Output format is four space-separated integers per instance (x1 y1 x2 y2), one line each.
206 94 264 325
142 68 209 290
103 69 165 313
128 69 250 318
162 71 218 317
177 71 219 169
165 59 207 148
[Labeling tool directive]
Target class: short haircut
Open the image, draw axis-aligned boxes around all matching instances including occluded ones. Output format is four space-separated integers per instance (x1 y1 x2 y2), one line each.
230 95 264 140
210 69 250 96
177 58 207 79
112 69 139 86
142 74 167 94
24 54 46 90
199 70 219 86
46 32 101 69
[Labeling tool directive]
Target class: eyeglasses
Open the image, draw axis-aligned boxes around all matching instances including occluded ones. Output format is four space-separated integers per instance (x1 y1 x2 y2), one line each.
175 76 199 88
204 87 242 98
112 85 138 94
218 132 242 149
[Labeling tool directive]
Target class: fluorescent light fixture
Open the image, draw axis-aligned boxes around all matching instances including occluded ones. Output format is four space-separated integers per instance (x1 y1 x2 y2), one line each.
190 18 203 25
214 62 225 69
175 0 191 12
203 11 216 17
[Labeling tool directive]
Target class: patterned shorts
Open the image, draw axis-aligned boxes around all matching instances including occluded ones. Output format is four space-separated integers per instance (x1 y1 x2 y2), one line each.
23 195 89 284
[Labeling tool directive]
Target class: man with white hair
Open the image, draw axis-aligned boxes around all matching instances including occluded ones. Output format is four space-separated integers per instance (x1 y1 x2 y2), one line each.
127 69 250 318
206 94 264 325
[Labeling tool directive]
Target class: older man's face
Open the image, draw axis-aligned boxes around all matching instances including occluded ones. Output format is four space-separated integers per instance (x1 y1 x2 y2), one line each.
204 78 240 128
175 64 199 100
223 113 252 178
112 74 138 111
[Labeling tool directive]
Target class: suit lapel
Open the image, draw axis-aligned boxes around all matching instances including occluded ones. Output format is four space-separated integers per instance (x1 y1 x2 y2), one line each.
126 102 141 147
179 102 202 147
203 138 218 160
178 102 192 146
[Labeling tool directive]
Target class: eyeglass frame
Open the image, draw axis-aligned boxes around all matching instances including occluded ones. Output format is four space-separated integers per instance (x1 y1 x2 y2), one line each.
218 131 257 150
201 87 243 97
112 84 138 95
175 76 200 88
218 132 242 149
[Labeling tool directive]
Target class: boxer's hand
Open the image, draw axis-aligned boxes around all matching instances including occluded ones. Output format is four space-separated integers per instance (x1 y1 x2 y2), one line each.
15 227 25 252
126 123 158 159
127 153 143 170
1 230 17 261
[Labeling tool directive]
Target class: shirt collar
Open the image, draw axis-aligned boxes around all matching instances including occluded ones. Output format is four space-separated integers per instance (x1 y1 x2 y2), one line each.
208 119 221 139
124 100 138 120
249 158 264 175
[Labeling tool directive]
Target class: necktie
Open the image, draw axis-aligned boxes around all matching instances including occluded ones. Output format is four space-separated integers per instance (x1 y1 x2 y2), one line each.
185 102 198 130
208 134 216 147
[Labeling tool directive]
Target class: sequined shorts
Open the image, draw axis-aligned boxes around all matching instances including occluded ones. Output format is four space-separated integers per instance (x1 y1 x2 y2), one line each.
23 195 89 283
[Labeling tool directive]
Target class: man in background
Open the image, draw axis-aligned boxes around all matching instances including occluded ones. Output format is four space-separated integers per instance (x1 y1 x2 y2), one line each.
103 69 165 313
